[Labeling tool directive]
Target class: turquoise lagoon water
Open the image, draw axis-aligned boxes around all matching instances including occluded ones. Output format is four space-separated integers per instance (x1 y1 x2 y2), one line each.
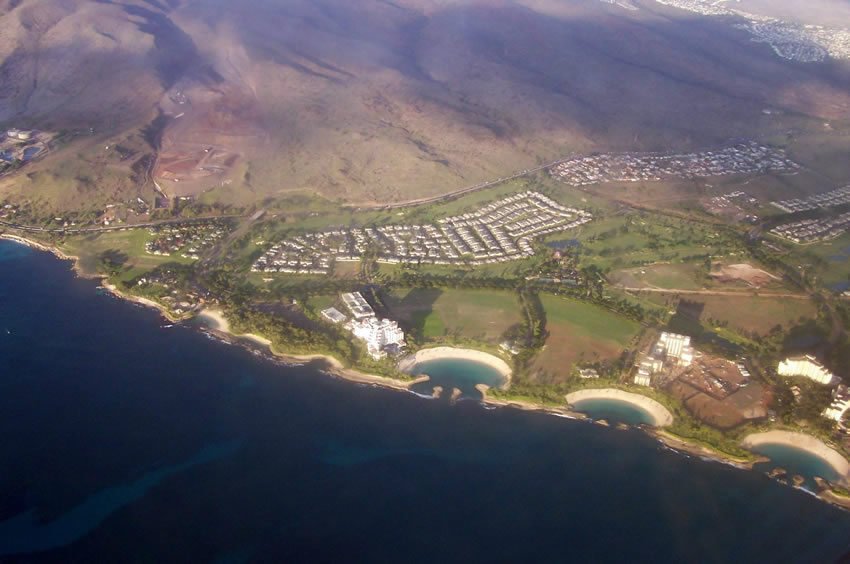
570 398 656 426
752 444 842 490
408 357 507 399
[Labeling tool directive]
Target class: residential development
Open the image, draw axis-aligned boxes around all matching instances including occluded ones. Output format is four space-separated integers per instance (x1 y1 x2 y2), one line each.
252 192 592 275
646 0 850 62
771 185 850 213
550 142 797 187
770 212 850 245
145 221 231 259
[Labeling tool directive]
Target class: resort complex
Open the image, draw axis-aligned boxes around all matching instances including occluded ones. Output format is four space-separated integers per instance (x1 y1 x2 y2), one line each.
634 332 695 386
778 356 837 385
323 292 406 360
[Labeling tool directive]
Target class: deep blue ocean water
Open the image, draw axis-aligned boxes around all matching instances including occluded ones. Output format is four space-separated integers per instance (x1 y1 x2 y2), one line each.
2 240 850 562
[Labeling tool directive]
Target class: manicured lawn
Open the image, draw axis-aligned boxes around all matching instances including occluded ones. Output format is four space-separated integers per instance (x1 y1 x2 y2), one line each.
59 229 193 277
386 287 522 343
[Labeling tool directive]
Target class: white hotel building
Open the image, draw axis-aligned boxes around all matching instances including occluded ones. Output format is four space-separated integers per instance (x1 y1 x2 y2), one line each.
336 291 406 360
777 355 836 385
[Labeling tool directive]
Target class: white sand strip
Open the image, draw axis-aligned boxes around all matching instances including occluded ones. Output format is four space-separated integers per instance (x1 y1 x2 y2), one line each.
398 346 512 380
565 389 674 427
742 430 850 483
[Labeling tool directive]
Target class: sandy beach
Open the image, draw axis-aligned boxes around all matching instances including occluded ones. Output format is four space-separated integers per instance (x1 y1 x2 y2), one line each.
196 309 416 390
398 346 512 381
565 389 674 427
197 309 273 346
742 431 850 484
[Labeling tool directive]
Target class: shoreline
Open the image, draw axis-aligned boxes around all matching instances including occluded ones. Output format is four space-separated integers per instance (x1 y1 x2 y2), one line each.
398 346 512 383
652 430 766 470
565 388 674 427
742 430 850 485
196 309 413 391
4 235 850 511
1 233 80 269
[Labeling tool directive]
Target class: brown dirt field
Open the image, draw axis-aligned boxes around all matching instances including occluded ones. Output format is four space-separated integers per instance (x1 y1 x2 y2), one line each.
667 379 768 429
710 263 780 287
697 295 816 335
529 326 624 386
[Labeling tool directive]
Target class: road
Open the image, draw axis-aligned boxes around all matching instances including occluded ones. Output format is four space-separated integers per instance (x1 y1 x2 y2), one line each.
344 154 578 211
0 214 245 235
616 286 813 300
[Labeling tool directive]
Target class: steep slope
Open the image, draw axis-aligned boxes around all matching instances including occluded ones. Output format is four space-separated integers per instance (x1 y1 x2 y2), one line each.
1 0 849 210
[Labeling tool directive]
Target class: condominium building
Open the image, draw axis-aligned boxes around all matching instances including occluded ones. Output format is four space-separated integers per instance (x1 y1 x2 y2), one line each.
347 317 405 360
777 355 836 385
823 385 850 422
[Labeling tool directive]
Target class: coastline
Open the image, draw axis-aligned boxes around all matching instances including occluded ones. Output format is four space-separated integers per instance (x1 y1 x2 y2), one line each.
398 346 512 383
1 233 79 268
196 309 415 391
652 430 766 470
565 388 674 427
4 235 850 511
742 430 850 485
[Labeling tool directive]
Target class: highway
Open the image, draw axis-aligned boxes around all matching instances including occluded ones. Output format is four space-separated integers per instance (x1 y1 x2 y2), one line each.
344 155 577 211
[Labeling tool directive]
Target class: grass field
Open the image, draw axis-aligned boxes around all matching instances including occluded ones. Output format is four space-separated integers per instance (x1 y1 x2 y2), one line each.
58 229 192 281
786 232 850 289
386 287 522 343
641 292 818 336
573 213 741 272
529 295 641 384
610 263 707 291
697 295 818 335
609 260 790 292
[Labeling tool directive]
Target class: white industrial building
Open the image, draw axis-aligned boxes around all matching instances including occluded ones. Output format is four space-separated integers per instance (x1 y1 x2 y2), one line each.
777 355 836 385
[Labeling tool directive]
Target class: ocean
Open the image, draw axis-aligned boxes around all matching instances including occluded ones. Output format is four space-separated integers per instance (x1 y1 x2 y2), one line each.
1 240 850 563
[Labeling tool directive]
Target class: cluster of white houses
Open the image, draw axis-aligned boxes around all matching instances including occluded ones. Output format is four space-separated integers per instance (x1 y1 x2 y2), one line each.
771 186 850 213
770 211 850 244
634 332 695 386
145 222 230 260
550 142 798 187
321 292 405 360
252 192 592 275
648 0 850 63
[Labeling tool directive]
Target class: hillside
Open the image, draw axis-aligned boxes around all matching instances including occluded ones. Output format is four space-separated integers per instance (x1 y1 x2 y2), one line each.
1 0 849 212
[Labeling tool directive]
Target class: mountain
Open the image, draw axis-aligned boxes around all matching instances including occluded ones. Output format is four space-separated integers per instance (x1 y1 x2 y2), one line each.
1 0 849 210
